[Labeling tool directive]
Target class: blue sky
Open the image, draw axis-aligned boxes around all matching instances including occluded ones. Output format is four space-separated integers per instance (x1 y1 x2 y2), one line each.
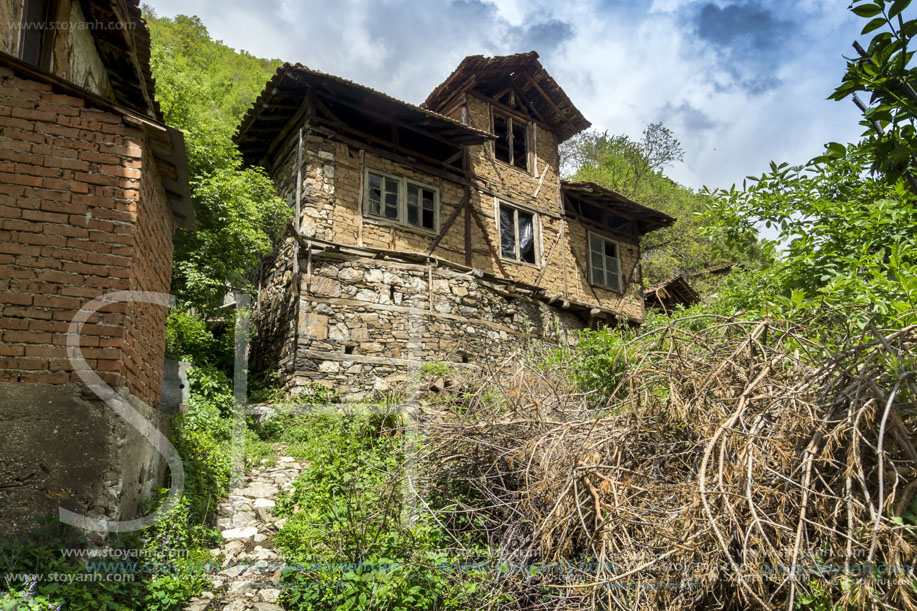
144 0 867 191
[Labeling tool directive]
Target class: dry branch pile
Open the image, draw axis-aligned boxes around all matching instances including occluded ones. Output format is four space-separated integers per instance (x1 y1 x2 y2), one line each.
420 316 917 609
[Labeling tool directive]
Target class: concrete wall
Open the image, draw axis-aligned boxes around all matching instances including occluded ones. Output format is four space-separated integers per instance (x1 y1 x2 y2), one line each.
0 66 175 538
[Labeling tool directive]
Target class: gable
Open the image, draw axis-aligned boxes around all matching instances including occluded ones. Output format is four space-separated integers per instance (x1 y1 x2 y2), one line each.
423 51 590 142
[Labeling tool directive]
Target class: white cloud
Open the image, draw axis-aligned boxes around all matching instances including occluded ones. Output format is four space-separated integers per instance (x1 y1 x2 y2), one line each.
145 0 870 190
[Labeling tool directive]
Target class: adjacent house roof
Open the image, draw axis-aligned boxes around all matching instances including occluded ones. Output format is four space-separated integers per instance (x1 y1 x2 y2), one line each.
562 180 675 235
236 63 493 166
643 274 699 311
423 51 591 142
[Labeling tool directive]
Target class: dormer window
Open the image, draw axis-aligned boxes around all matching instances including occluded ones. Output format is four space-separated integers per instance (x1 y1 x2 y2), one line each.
492 111 529 171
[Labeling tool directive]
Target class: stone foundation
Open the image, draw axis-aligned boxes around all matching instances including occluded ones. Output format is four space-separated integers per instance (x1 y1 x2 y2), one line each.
252 246 587 400
0 383 165 541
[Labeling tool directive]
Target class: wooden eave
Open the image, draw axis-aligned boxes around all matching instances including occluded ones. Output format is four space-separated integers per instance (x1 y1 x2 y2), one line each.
235 63 494 169
562 180 675 236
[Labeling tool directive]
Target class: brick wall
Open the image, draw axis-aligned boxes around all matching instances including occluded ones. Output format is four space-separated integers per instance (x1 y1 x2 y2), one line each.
0 66 174 406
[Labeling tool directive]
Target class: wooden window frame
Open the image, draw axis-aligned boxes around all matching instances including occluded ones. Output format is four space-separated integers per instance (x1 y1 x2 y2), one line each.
18 0 57 71
491 108 531 173
496 199 540 268
587 231 624 292
363 168 440 235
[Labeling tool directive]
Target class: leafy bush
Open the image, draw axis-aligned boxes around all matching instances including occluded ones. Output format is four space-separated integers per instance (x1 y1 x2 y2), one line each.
273 411 487 610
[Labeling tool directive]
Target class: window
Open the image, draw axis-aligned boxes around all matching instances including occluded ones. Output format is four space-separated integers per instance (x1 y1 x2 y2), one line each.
492 111 529 171
498 202 537 265
365 169 439 232
18 0 55 70
588 232 622 291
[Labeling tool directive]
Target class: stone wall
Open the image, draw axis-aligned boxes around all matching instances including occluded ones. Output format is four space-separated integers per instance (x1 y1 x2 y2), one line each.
257 250 585 400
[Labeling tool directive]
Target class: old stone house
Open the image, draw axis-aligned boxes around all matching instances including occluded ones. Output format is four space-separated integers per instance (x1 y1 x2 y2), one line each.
0 0 192 538
237 52 673 399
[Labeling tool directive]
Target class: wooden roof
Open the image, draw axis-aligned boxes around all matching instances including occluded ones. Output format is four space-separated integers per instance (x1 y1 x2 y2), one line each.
562 180 675 236
423 51 591 142
236 63 493 167
80 0 161 120
643 274 699 311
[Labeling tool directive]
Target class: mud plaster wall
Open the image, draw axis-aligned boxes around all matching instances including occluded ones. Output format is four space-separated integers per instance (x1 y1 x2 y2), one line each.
0 0 113 98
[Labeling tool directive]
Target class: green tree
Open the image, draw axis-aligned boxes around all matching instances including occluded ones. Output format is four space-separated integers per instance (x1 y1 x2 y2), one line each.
143 9 290 315
701 1 917 327
561 124 766 285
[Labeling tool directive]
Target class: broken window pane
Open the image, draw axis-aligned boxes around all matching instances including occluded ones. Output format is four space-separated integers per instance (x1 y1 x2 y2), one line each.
512 120 528 170
406 184 419 225
421 188 435 229
367 172 382 216
500 204 516 258
494 113 510 163
384 177 398 219
518 210 535 263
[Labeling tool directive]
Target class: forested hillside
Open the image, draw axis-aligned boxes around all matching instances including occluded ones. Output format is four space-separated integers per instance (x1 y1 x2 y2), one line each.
144 8 289 315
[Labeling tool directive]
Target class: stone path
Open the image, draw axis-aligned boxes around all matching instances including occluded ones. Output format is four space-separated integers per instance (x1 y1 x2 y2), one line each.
185 448 307 611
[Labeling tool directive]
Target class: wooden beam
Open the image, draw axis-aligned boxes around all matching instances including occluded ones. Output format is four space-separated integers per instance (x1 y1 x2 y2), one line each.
521 71 575 132
426 194 467 255
468 203 508 278
310 123 468 185
533 229 562 286
263 88 315 164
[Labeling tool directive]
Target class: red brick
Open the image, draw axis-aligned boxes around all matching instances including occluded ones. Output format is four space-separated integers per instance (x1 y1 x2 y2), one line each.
0 204 21 218
37 270 81 283
24 345 67 358
33 295 81 309
53 137 96 151
81 110 122 124
5 306 51 319
29 319 67 333
21 209 68 223
79 151 121 165
0 317 28 330
17 232 66 247
20 372 69 384
44 156 89 171
40 200 84 215
11 107 57 122
0 172 42 187
0 345 24 356
99 165 141 179
42 93 85 107
0 149 43 165
0 115 35 131
46 224 88 238
66 238 111 253
36 102 80 117
0 357 48 370
42 177 89 193
4 330 51 343
0 293 32 305
16 163 61 178
0 267 36 279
